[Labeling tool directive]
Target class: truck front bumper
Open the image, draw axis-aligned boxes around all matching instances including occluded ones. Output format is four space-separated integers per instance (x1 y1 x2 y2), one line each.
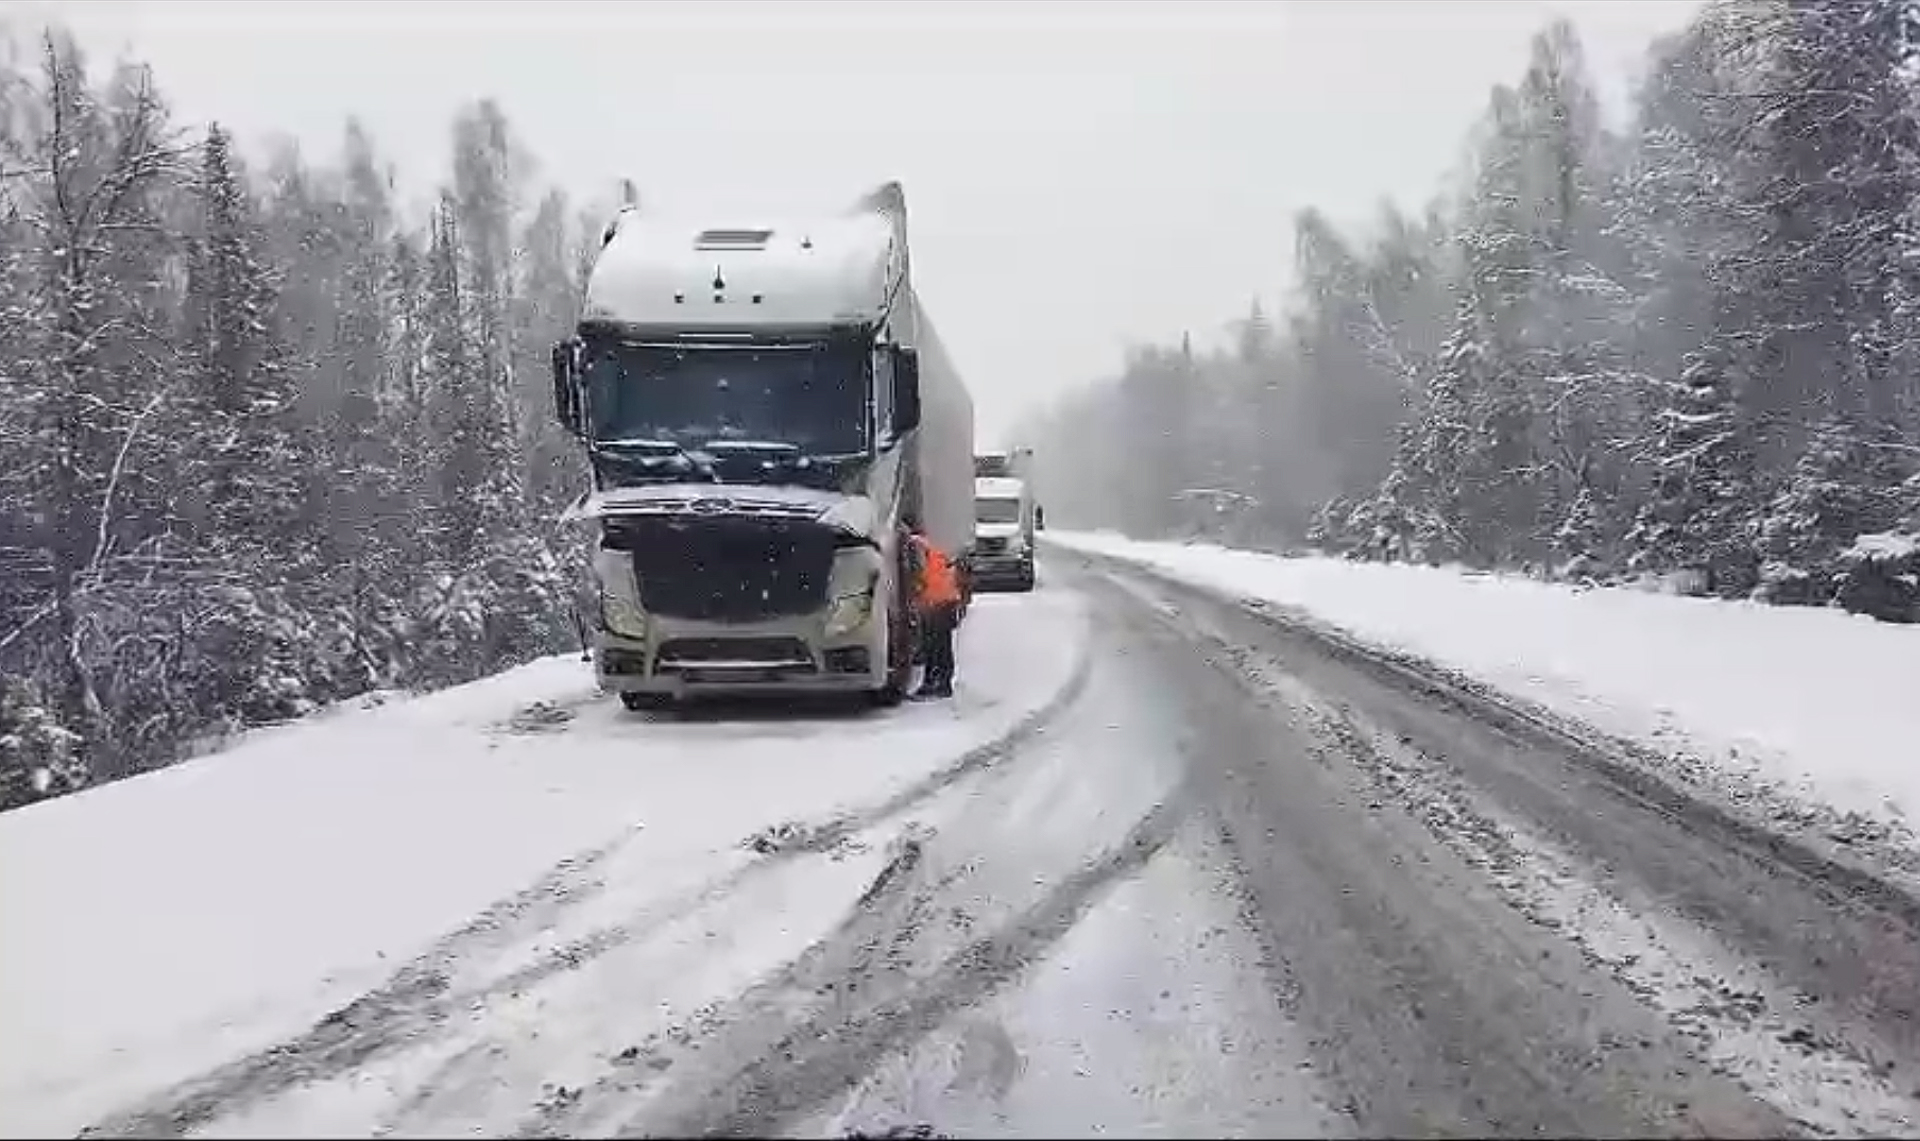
595 611 888 697
970 552 1036 591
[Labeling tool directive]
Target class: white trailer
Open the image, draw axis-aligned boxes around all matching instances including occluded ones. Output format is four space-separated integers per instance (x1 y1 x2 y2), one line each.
551 182 975 706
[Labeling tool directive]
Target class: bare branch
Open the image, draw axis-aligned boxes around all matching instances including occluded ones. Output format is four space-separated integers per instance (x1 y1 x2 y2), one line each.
86 381 173 577
0 598 57 657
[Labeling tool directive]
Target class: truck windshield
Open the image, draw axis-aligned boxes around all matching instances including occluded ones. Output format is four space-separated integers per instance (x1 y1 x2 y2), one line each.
582 338 870 456
976 497 1022 524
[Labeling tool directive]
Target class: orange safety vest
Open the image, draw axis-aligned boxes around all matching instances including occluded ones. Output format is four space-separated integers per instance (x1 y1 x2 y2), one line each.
910 534 962 609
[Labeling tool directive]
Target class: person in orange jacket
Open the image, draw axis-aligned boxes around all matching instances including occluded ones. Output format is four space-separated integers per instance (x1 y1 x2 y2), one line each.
905 524 962 699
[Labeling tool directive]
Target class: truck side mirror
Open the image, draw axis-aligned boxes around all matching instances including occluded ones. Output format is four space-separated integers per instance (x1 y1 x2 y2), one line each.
1035 504 1046 531
890 346 922 436
551 339 580 435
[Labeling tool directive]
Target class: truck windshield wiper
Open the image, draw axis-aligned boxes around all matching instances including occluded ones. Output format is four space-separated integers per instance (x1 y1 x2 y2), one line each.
703 439 802 454
591 438 719 481
702 440 839 471
705 440 801 460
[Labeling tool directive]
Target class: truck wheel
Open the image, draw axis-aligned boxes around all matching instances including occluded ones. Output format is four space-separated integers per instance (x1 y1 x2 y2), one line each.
873 595 913 707
620 691 672 713
874 653 912 706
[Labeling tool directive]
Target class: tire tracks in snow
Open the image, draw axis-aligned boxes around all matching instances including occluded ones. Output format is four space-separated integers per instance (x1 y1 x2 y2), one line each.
503 602 1184 1140
1059 543 1920 913
396 621 1098 1096
77 603 1094 1141
515 793 1197 1140
1301 689 1920 1137
76 840 628 1140
1082 551 1920 1138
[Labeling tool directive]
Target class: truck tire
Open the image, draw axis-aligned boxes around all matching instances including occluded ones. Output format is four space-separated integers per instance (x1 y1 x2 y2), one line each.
873 592 914 707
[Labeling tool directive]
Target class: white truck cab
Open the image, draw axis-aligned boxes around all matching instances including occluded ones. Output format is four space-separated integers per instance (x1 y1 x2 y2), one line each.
551 183 976 707
971 452 1039 592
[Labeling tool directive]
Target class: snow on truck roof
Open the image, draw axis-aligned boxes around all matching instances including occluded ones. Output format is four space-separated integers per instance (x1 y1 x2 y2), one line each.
583 210 899 332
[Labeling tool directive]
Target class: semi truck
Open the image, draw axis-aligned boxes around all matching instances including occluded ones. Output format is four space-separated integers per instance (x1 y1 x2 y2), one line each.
971 449 1041 592
550 182 976 708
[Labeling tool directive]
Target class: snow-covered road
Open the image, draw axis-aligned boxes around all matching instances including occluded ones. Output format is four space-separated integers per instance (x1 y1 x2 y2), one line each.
1046 529 1920 857
14 548 1920 1139
0 590 1089 1139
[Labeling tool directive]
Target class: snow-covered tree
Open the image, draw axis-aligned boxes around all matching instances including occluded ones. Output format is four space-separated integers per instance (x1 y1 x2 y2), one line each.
1022 0 1916 614
180 123 299 542
0 31 583 811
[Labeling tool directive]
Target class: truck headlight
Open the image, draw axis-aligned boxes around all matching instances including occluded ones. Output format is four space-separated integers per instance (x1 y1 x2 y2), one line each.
601 590 648 639
825 589 875 638
1005 534 1029 555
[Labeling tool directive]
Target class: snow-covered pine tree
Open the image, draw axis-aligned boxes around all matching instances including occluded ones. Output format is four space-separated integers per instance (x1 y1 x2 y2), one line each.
1626 347 1759 597
170 122 319 727
182 123 299 543
450 99 527 520
1756 414 1910 603
516 188 583 511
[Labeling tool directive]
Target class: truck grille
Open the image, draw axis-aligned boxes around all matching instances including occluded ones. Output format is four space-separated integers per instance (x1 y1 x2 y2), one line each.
620 518 834 622
657 637 810 666
600 494 823 525
977 536 1008 555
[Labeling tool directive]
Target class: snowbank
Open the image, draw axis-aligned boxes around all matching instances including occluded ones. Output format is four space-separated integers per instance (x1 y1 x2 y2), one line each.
1050 530 1920 833
0 589 1088 1138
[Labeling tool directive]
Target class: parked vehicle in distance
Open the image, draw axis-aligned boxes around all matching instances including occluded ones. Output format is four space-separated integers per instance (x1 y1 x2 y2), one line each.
972 450 1039 592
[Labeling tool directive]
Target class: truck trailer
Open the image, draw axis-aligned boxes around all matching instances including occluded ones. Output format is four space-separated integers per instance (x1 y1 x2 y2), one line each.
551 182 976 707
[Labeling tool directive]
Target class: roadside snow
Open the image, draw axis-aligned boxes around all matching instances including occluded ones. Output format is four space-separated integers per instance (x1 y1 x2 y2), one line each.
0 590 1087 1139
1050 530 1920 835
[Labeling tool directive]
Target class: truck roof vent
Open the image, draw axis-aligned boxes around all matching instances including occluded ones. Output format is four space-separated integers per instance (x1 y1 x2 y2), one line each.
694 228 774 251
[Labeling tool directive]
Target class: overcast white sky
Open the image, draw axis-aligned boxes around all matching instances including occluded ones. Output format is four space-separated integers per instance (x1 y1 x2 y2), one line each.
5 0 1701 445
